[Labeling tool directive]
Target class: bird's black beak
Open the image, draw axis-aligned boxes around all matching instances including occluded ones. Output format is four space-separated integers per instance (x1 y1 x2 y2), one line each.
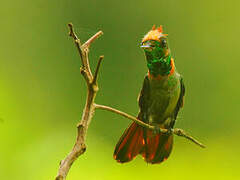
140 42 151 50
140 44 151 48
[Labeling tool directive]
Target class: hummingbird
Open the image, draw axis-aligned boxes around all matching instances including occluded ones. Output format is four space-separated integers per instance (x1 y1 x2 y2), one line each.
113 25 185 164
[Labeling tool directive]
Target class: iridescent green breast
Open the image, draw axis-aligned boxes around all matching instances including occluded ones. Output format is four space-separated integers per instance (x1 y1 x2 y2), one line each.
147 72 181 126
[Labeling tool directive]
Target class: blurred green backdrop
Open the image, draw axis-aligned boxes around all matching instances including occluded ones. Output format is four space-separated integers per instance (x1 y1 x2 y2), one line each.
0 0 239 179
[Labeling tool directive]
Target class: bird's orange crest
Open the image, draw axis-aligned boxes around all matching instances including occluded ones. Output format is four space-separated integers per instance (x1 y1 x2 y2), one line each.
142 25 168 43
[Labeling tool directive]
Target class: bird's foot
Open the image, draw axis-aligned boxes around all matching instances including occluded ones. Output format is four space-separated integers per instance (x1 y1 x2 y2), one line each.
166 128 173 135
153 126 161 134
153 126 173 135
153 125 165 134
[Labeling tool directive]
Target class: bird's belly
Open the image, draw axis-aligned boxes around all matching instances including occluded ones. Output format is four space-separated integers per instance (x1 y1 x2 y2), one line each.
148 87 180 125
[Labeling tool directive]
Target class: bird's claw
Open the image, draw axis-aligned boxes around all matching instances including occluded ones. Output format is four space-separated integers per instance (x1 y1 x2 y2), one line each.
153 126 173 135
153 126 161 134
166 128 173 135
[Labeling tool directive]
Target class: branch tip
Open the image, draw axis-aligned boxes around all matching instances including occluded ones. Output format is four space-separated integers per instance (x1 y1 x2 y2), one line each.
68 22 73 28
92 55 104 85
83 31 103 48
68 23 74 36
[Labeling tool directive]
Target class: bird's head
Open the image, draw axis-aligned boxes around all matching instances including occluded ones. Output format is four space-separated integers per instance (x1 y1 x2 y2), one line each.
141 25 172 76
141 25 169 58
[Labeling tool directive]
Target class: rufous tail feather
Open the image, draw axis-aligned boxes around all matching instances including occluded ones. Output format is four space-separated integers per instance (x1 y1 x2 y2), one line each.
114 122 144 163
114 122 173 164
142 129 173 164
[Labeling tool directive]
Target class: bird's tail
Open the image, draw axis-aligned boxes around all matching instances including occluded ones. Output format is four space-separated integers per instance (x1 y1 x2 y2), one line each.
142 128 173 164
113 122 144 163
113 122 173 164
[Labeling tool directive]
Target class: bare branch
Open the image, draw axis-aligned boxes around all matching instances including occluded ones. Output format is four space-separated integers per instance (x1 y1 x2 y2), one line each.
94 103 156 131
82 31 103 78
55 23 102 180
92 56 104 85
68 23 84 66
172 128 206 148
83 31 103 48
79 67 90 84
67 23 103 81
94 103 206 148
68 23 79 41
55 125 86 180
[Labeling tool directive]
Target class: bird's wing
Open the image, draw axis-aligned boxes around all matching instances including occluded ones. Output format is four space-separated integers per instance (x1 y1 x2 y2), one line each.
137 75 150 123
171 77 185 127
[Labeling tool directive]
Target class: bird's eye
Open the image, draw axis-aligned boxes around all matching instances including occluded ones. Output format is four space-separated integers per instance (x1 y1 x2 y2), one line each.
161 39 167 47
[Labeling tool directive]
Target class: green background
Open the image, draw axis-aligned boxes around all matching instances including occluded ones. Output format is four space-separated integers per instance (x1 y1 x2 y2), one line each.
0 0 239 179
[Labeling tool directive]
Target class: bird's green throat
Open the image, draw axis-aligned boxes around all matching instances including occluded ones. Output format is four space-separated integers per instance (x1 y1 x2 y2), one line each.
144 47 172 76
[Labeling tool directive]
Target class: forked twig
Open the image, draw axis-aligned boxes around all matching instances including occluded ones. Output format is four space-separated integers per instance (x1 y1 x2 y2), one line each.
55 23 103 180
